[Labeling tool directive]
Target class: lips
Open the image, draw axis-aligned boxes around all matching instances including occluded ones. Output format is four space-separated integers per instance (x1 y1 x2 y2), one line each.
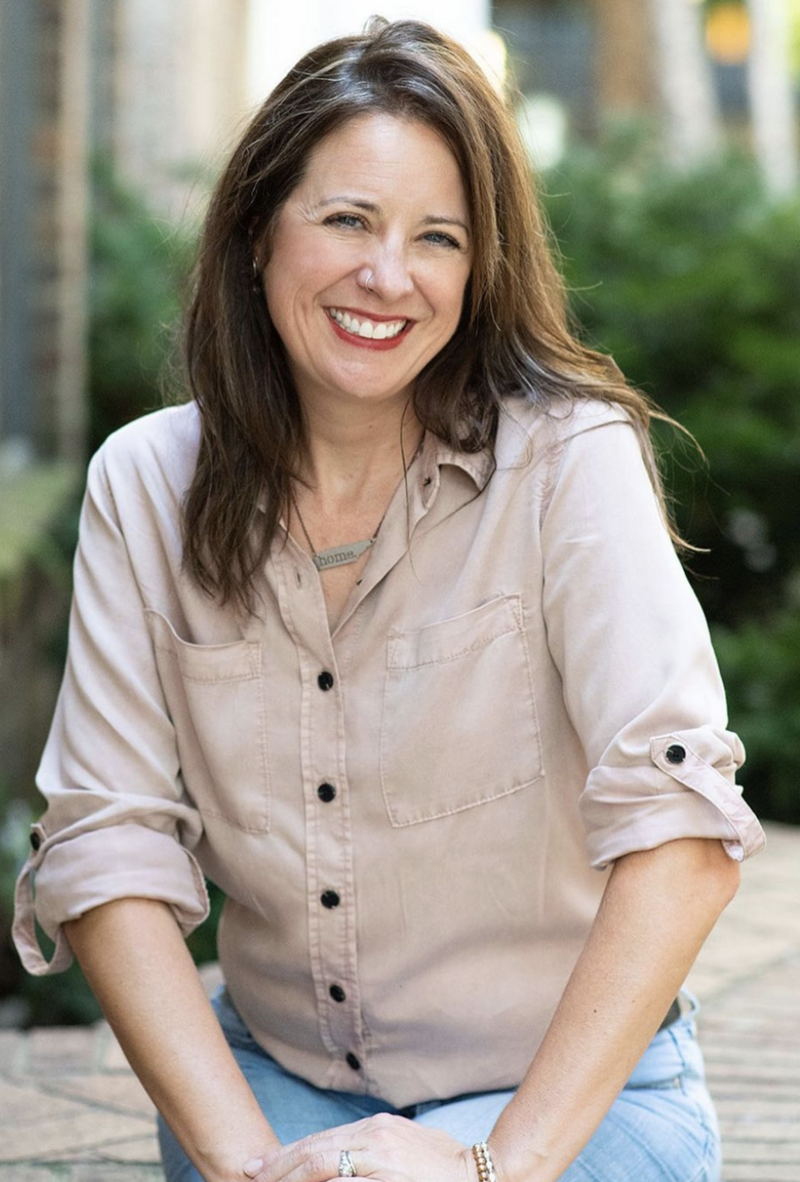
327 307 410 341
325 306 414 352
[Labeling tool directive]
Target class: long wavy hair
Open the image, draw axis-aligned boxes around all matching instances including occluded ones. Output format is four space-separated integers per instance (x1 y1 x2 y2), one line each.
182 17 675 611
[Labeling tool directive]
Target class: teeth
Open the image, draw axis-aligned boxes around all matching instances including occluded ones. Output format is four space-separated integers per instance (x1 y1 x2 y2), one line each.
329 309 407 340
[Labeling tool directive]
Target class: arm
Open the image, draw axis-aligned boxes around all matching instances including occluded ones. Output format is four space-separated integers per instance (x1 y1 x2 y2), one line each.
245 421 758 1182
488 835 739 1182
65 897 280 1182
245 835 738 1182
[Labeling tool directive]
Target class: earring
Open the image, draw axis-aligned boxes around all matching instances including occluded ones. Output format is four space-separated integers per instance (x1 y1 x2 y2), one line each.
252 257 262 293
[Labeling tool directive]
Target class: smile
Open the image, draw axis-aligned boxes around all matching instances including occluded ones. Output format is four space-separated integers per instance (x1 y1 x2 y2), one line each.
327 308 409 340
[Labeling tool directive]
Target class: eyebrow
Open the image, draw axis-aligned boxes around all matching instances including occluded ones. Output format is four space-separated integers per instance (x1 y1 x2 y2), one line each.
318 197 470 236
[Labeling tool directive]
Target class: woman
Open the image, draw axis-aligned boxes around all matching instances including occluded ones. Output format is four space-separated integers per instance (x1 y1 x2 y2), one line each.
14 18 764 1182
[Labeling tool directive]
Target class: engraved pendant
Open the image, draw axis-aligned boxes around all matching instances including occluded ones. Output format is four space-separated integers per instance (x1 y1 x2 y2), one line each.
312 538 375 571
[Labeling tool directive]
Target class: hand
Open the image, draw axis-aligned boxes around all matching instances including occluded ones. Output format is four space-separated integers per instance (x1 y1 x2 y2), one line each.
242 1113 475 1182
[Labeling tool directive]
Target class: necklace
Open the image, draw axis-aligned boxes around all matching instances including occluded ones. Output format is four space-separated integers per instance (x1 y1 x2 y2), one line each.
290 432 425 573
290 488 386 571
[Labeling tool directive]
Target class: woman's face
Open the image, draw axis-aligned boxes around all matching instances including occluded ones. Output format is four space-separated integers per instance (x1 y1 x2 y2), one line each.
261 113 472 414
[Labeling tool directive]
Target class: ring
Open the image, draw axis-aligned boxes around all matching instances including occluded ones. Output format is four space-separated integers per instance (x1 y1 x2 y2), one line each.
338 1149 357 1177
362 270 374 294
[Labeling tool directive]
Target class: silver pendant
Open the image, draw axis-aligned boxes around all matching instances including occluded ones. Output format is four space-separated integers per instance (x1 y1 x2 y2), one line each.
312 538 374 571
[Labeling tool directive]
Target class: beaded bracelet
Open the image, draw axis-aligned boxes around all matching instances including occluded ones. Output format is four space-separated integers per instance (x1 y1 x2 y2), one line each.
471 1140 497 1182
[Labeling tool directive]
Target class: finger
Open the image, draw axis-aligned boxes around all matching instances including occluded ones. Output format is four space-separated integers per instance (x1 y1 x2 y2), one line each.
247 1144 358 1182
248 1120 373 1182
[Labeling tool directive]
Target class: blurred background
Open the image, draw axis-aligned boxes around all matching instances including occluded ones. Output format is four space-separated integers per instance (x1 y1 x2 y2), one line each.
0 0 798 1027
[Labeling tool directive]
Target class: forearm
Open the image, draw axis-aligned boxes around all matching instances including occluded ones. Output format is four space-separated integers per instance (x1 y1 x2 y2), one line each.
488 837 740 1182
65 897 279 1182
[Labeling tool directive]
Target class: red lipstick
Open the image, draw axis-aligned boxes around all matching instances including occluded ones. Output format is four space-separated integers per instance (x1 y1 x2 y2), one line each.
326 308 413 351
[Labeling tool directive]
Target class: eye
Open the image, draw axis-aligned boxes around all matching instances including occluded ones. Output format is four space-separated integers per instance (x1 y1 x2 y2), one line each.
323 212 366 230
422 230 463 250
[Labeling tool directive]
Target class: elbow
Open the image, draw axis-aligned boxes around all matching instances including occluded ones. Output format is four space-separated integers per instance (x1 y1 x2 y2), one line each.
614 836 742 921
712 843 742 911
687 837 741 921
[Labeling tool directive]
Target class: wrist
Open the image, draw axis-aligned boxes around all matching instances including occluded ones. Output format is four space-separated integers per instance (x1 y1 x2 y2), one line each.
194 1126 280 1182
471 1140 498 1182
477 1133 553 1182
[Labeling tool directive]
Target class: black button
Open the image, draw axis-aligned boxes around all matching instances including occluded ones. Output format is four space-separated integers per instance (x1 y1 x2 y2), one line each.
321 890 341 909
317 782 336 803
30 831 41 851
317 671 334 691
329 984 346 1003
665 744 686 765
346 1052 361 1071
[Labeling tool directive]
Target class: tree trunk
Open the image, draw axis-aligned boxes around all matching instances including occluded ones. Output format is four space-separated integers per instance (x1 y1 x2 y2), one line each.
747 0 799 197
594 0 657 118
647 0 722 165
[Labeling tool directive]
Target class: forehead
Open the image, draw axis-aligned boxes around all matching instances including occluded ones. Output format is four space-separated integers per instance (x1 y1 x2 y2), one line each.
296 113 468 208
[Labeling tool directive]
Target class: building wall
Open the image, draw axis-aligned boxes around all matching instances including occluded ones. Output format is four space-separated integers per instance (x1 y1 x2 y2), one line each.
0 0 89 465
109 0 250 223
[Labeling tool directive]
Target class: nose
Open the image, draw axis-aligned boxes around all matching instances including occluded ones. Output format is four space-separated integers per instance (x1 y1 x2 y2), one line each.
361 236 415 302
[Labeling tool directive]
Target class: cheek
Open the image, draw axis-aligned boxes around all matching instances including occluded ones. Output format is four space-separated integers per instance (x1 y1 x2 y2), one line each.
436 270 471 330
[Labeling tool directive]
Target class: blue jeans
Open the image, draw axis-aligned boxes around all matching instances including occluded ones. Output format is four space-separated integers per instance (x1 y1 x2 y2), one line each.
158 988 721 1182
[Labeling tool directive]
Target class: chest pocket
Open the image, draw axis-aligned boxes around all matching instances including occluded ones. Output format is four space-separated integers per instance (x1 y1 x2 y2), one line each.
147 611 270 833
380 595 543 826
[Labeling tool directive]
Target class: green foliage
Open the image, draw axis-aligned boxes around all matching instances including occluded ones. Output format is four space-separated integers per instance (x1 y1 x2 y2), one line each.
544 129 800 821
0 167 200 1026
88 157 194 450
186 882 225 965
712 612 800 823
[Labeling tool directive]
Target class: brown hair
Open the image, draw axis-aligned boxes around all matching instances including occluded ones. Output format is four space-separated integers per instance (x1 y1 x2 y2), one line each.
182 17 673 610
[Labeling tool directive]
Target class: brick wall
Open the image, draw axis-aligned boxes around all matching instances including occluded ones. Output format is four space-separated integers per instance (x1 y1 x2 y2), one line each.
0 0 89 464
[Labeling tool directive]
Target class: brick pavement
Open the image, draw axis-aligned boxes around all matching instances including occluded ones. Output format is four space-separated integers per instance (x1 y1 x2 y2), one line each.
1 822 798 1182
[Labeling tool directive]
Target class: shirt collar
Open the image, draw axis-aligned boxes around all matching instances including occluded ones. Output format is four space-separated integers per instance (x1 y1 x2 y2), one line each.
418 431 494 498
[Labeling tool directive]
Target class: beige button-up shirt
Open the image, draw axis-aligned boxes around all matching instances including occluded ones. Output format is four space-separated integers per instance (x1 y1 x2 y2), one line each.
14 396 764 1107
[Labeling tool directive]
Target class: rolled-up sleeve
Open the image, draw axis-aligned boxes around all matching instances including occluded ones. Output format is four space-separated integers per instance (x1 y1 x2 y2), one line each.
540 413 765 869
13 446 209 976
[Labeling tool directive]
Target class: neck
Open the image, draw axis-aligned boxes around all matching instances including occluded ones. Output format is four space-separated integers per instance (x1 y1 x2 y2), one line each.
297 398 423 502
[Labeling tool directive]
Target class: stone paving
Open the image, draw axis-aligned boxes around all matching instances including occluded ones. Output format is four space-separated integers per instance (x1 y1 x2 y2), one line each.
1 822 798 1182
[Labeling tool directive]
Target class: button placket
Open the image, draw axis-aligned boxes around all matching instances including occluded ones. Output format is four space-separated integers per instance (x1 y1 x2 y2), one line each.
271 544 366 1072
301 641 365 1078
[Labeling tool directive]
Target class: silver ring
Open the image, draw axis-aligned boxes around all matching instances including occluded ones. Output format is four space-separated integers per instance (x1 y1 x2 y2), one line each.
338 1149 357 1177
363 270 374 294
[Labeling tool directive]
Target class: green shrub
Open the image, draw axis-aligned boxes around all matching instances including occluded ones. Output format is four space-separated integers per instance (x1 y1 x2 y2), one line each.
544 130 800 821
88 158 195 449
0 167 201 1026
712 612 800 824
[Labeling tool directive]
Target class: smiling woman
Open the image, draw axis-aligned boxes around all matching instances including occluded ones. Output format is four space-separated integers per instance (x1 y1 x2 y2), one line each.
261 115 472 414
13 16 764 1182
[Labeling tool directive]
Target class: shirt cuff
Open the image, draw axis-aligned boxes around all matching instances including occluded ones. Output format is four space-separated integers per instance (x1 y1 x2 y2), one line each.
13 824 210 975
580 728 766 870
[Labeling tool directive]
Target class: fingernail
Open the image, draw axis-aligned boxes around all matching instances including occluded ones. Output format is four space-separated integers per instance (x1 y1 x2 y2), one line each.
243 1158 263 1176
